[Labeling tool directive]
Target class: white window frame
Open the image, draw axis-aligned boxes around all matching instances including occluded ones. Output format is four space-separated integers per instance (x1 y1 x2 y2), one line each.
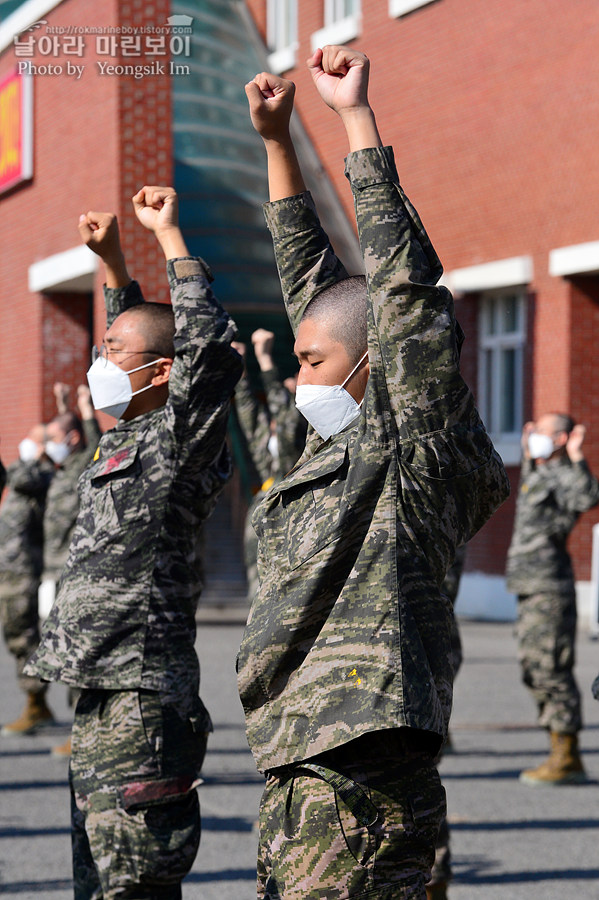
267 0 298 74
389 0 437 18
478 290 527 465
311 0 361 52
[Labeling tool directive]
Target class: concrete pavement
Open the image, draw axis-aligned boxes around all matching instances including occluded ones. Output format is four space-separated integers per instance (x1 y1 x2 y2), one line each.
1 615 598 898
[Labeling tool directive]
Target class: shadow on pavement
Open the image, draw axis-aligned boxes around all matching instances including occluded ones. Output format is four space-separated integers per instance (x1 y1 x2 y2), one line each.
452 817 599 831
455 861 599 884
0 880 72 893
186 868 258 883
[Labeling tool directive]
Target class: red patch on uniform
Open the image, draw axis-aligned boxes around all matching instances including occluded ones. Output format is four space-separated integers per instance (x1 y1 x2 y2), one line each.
103 449 131 474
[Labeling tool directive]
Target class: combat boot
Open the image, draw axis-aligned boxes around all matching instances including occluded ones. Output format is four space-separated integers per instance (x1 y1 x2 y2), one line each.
426 881 448 900
1 692 55 735
520 731 587 785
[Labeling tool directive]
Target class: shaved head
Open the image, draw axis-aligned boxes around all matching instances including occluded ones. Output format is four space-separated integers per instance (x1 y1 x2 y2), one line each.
301 276 367 364
119 303 175 359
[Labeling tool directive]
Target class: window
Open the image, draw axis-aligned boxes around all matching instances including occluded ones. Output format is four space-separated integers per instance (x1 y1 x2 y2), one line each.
389 0 437 18
327 0 360 19
311 0 361 51
478 291 526 464
267 0 298 74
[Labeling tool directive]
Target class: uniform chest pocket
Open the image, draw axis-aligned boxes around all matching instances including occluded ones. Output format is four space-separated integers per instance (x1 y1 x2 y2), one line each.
521 481 553 508
90 447 151 538
280 443 350 571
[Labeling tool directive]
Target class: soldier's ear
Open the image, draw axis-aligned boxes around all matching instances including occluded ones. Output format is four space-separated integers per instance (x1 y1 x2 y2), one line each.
151 358 173 387
555 431 569 449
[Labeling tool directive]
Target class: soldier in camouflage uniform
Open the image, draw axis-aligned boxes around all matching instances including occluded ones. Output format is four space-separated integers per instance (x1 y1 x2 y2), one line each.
0 426 55 735
233 329 306 602
25 187 241 899
36 387 102 753
238 46 509 899
425 544 467 899
40 388 102 617
506 413 599 785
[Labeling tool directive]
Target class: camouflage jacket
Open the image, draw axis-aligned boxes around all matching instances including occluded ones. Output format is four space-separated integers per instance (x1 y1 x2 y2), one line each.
237 146 510 772
43 418 101 581
235 366 306 487
26 260 241 698
0 458 54 582
506 454 599 595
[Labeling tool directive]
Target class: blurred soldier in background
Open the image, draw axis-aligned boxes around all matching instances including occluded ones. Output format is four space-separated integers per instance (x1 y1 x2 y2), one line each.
0 425 54 735
507 413 599 785
232 328 306 603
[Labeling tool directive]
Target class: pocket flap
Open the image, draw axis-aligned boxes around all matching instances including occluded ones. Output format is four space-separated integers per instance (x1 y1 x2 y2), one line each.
92 445 139 482
276 438 349 494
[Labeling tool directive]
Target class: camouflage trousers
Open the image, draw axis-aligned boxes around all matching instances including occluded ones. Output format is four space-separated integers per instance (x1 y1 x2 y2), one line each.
0 572 46 695
70 688 209 899
516 591 582 733
257 732 445 899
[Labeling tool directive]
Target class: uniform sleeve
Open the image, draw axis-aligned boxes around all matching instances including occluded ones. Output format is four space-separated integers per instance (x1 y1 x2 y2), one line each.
263 194 349 336
234 373 272 482
554 460 599 513
164 257 242 488
346 146 472 438
103 279 145 329
261 368 306 472
82 417 102 456
261 367 292 422
7 460 51 497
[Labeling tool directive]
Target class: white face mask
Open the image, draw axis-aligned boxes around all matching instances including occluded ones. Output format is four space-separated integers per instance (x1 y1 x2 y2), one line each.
45 439 71 465
86 356 164 420
295 351 368 441
267 434 279 460
528 432 555 460
19 438 40 463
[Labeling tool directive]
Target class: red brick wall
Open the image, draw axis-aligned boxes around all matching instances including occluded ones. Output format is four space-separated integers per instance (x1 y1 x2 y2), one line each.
246 0 599 579
0 0 172 458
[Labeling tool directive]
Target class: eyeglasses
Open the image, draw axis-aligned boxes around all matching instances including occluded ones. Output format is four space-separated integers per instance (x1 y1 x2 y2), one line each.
91 344 162 366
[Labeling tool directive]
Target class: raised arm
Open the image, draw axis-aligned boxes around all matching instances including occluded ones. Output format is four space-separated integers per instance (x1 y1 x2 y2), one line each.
309 46 467 435
78 210 145 326
78 211 131 288
246 72 348 332
245 74 305 202
554 425 599 513
231 341 272 481
131 185 188 260
307 46 382 152
132 185 242 458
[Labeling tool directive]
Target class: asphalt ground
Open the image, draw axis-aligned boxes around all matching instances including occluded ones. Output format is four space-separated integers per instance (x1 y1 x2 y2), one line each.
1 615 598 899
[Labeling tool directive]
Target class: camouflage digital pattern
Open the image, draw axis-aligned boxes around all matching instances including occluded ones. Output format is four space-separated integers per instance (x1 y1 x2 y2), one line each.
26 262 242 701
442 544 466 681
0 458 53 694
515 590 581 733
70 688 209 899
43 417 101 582
257 731 445 899
506 455 599 596
506 454 599 733
26 259 240 893
235 367 306 601
235 366 306 484
237 146 510 774
428 544 466 888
